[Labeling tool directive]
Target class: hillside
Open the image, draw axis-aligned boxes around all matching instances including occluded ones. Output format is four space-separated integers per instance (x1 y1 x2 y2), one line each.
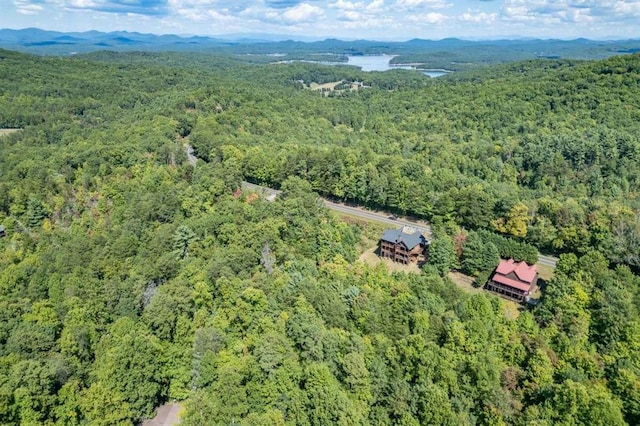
0 50 640 425
2 28 640 70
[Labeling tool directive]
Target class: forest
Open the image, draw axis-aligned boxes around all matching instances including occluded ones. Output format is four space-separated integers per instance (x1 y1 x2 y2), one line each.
0 47 640 424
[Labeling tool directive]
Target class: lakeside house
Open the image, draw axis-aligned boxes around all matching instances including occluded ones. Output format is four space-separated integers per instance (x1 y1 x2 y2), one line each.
485 258 538 302
379 226 428 265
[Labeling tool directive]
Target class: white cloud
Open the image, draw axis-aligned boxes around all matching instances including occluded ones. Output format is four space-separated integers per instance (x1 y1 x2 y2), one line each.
330 0 363 9
367 0 384 11
564 7 594 22
499 0 619 26
395 0 450 10
338 9 362 20
66 0 98 8
459 10 496 23
332 0 387 27
340 15 393 28
167 0 236 21
5 0 640 40
330 0 383 10
282 3 324 22
501 1 548 23
168 0 219 6
568 0 596 8
613 0 640 17
242 2 324 24
15 1 44 15
407 11 446 23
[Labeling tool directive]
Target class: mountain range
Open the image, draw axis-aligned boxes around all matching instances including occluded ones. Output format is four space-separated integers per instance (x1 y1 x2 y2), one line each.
1 27 640 61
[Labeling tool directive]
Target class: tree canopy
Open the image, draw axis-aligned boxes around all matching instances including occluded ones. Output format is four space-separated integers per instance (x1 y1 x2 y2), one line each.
1 48 640 424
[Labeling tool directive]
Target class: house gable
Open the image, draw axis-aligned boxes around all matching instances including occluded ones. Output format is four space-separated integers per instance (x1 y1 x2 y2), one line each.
485 258 538 302
379 226 427 264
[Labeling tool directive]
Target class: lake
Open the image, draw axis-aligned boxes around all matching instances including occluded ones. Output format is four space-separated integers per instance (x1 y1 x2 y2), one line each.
347 55 451 77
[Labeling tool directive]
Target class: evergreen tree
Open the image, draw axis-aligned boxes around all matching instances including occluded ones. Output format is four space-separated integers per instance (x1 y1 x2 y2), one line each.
25 199 47 228
428 235 457 276
461 231 500 276
172 225 196 260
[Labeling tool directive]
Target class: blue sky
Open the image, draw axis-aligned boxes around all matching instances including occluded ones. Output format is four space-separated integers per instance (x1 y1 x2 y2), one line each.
3 0 640 40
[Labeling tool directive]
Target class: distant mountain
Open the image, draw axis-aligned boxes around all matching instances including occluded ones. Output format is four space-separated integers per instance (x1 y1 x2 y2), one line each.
212 33 321 42
0 28 317 54
54 35 87 42
0 28 230 54
1 28 639 65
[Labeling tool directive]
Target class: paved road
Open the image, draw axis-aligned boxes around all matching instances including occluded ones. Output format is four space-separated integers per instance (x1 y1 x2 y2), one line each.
241 181 557 268
242 181 280 195
537 254 557 268
241 182 430 234
324 200 432 237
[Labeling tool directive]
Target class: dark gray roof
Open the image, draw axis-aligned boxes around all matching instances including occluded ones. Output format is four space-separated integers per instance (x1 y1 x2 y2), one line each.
381 228 426 249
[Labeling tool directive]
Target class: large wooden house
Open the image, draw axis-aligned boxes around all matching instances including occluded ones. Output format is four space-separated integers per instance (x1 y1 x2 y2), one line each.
485 258 538 302
379 227 427 264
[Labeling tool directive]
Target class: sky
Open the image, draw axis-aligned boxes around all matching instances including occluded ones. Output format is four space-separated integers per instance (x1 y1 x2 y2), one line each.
2 0 640 41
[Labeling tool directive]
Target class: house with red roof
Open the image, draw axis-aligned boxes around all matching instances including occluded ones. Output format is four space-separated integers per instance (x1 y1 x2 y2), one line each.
485 258 538 302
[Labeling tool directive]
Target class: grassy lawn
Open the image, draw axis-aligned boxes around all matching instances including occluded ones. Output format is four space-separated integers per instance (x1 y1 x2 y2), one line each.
334 211 387 253
358 244 422 274
526 263 554 300
308 81 342 91
335 211 389 230
339 209 423 273
448 271 523 319
536 263 555 281
448 271 483 295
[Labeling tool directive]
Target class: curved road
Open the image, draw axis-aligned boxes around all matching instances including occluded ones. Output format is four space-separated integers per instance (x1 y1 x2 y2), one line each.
241 181 558 268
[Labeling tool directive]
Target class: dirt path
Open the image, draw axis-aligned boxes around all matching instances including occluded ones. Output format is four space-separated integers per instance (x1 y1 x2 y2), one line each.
143 403 182 426
185 144 197 167
177 134 197 167
0 128 21 137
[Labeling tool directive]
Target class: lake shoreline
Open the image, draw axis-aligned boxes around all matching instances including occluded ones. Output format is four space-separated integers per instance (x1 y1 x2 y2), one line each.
272 55 452 76
347 55 452 76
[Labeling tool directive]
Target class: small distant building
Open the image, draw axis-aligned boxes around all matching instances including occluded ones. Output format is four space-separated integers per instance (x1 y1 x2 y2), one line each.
379 226 427 265
485 258 538 302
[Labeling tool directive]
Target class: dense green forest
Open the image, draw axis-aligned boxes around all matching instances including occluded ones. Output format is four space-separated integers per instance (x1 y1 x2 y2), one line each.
1 48 640 424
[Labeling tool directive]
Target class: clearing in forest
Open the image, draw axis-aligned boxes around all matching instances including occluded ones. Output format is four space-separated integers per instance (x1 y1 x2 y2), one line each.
448 271 522 319
0 128 21 137
448 271 483 295
142 403 182 426
307 80 365 94
358 244 422 274
308 81 343 91
535 263 555 282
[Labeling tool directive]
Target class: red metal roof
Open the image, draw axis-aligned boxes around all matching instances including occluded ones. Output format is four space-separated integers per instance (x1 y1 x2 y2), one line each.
491 274 531 292
495 258 537 284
